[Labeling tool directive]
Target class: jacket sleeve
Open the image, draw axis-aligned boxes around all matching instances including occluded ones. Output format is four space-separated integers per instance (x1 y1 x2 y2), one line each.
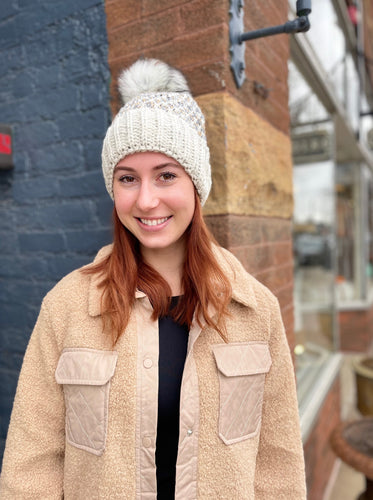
254 295 307 499
0 298 65 498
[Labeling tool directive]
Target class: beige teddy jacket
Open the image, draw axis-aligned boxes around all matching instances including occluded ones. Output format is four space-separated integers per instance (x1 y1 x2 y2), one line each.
0 245 306 499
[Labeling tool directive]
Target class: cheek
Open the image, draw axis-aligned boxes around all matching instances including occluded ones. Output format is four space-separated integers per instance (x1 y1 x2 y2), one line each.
114 197 132 219
113 187 132 214
174 180 196 216
169 191 195 217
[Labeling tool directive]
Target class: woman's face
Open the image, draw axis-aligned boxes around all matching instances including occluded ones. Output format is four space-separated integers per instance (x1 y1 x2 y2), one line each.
113 152 195 256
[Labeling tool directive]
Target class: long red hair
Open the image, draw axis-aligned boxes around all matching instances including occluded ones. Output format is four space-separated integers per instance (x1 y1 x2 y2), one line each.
83 193 232 345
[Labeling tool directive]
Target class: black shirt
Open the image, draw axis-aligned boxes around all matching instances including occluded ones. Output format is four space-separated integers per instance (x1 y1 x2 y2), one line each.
156 297 189 499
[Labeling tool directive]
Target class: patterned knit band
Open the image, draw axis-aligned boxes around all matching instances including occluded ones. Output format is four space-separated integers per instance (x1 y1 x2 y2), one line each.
101 61 212 206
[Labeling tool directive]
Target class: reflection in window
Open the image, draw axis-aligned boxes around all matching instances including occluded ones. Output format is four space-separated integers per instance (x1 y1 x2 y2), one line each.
368 176 373 295
289 0 362 134
289 56 337 395
304 0 345 78
345 54 360 132
293 161 336 385
361 97 373 150
336 164 359 302
288 61 329 126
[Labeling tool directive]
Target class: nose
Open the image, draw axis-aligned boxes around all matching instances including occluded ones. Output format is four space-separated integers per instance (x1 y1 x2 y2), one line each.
135 180 160 212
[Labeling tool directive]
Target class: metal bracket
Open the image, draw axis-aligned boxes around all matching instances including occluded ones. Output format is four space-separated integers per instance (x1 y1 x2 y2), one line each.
229 0 311 88
229 0 246 88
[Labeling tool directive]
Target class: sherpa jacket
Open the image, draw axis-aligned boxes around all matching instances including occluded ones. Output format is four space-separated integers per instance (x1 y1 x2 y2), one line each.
0 245 306 499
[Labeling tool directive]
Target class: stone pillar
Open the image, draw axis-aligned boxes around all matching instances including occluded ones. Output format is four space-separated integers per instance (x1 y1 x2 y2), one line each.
104 0 294 350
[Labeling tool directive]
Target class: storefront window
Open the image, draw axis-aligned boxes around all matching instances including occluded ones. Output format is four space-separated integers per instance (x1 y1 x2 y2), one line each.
303 0 345 91
361 100 373 151
335 164 373 305
336 164 361 302
293 160 336 352
367 172 373 296
344 54 360 132
289 58 338 401
288 61 328 126
290 0 361 133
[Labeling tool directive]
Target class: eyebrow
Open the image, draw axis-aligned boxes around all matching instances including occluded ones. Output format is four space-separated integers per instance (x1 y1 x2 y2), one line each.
114 162 182 173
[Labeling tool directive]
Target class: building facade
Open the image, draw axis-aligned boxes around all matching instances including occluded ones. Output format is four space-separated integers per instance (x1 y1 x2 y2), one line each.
0 0 372 497
0 0 113 461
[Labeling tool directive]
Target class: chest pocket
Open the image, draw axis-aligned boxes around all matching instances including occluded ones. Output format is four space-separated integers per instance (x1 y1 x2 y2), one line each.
212 342 271 445
55 348 118 456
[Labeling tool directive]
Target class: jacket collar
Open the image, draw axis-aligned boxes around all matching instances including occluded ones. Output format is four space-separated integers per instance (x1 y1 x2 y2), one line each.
88 245 257 317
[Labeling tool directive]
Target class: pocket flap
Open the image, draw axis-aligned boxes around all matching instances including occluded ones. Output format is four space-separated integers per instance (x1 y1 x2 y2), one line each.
212 342 271 377
55 348 118 385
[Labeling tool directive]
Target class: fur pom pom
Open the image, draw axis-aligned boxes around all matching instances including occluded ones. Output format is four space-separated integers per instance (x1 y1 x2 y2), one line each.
118 58 190 104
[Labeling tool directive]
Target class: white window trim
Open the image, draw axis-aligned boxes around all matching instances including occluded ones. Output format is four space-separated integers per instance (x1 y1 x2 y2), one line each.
299 353 342 443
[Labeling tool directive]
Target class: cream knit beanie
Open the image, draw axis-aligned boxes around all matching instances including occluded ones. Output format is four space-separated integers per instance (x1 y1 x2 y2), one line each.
102 59 211 206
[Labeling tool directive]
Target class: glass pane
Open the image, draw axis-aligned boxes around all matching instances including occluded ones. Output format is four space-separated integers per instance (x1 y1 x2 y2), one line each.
336 164 360 302
293 160 336 374
288 60 329 126
361 97 373 151
303 0 346 82
345 54 360 132
289 54 337 398
368 174 373 297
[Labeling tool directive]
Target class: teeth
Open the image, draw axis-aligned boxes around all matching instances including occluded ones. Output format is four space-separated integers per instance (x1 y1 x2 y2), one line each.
140 217 169 226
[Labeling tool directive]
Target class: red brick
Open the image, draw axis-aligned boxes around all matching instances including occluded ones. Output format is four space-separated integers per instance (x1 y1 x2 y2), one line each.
255 264 293 294
205 215 263 247
182 62 228 95
244 1 289 54
104 0 141 29
304 378 341 500
142 0 189 16
229 244 272 275
146 25 228 68
108 10 182 61
180 0 228 33
261 218 292 243
339 304 373 352
270 241 292 266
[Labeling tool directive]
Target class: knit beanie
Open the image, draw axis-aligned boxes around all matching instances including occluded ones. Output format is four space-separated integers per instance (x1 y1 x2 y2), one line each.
102 58 211 206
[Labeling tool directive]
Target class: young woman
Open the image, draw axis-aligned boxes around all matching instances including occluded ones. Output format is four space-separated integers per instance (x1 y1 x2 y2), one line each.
0 59 306 499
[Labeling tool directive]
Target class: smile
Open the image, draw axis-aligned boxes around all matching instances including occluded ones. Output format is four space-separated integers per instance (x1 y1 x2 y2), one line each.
138 217 171 226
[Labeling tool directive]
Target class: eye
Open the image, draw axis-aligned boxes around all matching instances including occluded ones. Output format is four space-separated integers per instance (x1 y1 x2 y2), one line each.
159 171 176 182
119 175 136 184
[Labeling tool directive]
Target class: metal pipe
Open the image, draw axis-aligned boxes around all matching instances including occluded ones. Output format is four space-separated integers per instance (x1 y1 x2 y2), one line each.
240 16 310 42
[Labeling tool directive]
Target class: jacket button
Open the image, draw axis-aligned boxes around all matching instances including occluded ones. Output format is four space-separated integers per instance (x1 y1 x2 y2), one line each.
187 429 193 436
143 358 153 369
142 437 152 448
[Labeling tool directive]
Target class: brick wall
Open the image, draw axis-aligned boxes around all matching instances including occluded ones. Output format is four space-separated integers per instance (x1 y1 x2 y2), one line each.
104 0 290 133
304 377 341 500
339 304 373 352
206 215 295 349
0 0 112 463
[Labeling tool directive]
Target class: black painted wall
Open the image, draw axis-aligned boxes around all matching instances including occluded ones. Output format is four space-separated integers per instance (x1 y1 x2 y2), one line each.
0 0 113 463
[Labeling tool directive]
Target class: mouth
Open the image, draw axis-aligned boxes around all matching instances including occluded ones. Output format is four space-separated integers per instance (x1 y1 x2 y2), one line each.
136 216 172 227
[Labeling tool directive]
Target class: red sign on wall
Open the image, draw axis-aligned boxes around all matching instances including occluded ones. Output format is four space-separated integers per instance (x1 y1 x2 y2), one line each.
0 124 13 169
0 133 11 155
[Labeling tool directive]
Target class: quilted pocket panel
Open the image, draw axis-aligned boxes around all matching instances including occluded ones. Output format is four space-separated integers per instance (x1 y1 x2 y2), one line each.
212 342 271 445
55 348 118 456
